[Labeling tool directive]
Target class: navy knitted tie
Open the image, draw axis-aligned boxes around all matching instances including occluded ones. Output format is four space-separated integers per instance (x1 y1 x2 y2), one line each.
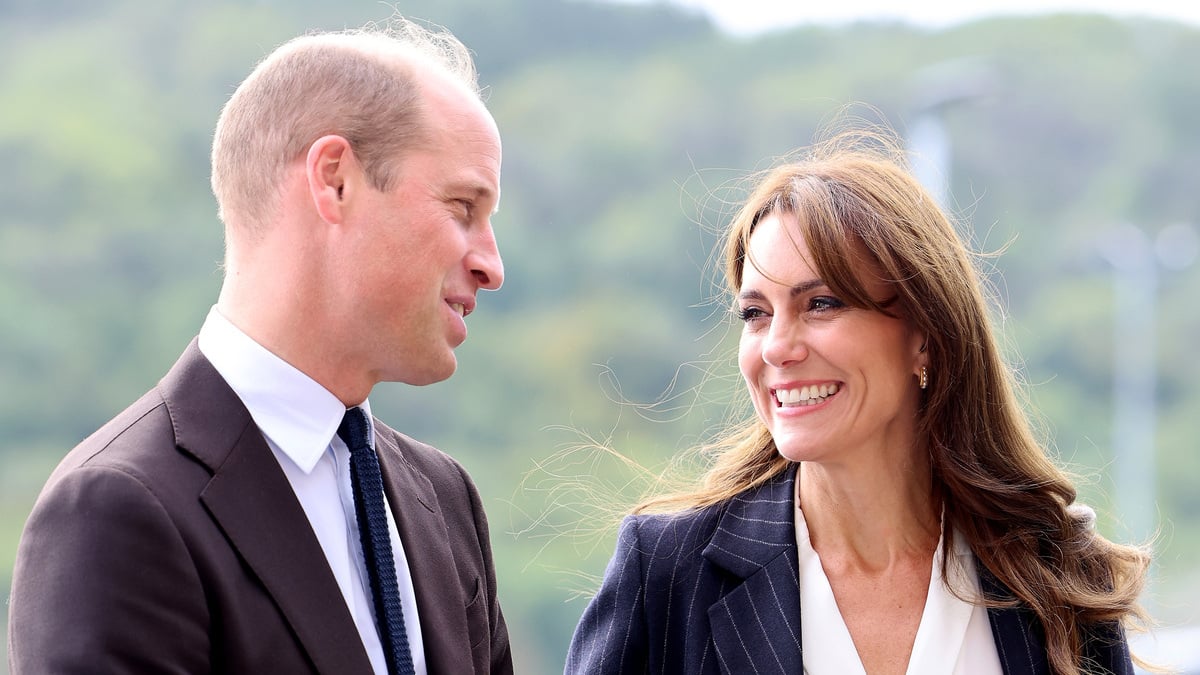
338 407 415 675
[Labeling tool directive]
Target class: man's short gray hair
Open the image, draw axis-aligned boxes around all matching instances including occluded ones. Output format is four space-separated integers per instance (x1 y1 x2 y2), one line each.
210 15 479 232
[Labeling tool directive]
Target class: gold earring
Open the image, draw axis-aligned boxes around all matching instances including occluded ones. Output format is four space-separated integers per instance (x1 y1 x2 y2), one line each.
919 366 929 390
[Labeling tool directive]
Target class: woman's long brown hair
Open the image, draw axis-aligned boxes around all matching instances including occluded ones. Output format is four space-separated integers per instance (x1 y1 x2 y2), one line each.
635 128 1149 675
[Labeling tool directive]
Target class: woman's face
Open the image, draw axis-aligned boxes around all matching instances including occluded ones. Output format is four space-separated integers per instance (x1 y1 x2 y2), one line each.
737 212 928 465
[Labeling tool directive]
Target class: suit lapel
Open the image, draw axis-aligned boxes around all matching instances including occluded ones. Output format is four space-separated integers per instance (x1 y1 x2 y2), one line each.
689 457 1056 675
981 567 1051 675
374 429 474 674
162 341 373 675
703 465 803 674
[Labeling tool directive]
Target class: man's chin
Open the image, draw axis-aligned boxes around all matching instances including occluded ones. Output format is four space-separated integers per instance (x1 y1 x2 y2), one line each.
394 355 458 387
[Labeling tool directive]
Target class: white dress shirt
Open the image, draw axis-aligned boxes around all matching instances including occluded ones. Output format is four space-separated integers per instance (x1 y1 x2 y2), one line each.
198 307 426 675
795 484 1002 675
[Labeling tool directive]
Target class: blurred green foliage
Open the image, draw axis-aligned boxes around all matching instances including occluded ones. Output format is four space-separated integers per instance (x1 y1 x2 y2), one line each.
2 1 1198 672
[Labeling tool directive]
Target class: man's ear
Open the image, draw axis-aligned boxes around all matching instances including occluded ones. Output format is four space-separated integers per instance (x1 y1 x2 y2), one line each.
306 135 356 224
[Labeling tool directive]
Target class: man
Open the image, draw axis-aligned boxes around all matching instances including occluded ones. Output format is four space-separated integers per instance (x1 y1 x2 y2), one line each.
8 16 512 675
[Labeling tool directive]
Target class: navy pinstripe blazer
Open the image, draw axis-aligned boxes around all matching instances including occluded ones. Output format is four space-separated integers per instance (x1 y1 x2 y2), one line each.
565 465 1133 674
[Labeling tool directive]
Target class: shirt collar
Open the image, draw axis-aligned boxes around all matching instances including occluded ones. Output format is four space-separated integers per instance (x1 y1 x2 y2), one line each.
197 306 370 473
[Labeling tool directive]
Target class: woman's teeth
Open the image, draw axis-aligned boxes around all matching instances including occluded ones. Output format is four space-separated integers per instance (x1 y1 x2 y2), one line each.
776 383 839 407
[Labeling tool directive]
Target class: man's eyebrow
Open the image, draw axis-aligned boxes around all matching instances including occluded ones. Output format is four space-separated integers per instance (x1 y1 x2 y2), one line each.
453 182 500 214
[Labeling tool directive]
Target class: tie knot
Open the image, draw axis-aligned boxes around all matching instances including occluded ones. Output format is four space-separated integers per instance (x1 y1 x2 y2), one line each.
337 407 372 454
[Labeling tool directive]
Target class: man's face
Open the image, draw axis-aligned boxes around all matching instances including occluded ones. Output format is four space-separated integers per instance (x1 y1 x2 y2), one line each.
343 79 504 386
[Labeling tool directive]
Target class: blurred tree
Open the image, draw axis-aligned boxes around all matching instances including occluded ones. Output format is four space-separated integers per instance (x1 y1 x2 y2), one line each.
2 2 1198 672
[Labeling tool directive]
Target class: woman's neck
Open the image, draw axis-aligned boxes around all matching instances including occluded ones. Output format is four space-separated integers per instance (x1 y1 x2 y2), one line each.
798 454 940 573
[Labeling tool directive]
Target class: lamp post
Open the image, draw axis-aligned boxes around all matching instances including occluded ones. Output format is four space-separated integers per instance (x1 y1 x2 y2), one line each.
904 57 996 210
1099 223 1197 545
1101 225 1158 545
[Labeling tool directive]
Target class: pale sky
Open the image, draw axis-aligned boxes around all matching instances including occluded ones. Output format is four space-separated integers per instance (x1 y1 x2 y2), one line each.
644 0 1200 35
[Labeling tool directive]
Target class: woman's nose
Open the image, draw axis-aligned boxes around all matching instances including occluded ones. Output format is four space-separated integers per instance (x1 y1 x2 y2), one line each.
761 317 808 368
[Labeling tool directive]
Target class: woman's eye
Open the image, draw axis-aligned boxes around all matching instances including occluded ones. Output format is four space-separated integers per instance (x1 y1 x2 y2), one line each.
737 307 768 323
809 296 846 312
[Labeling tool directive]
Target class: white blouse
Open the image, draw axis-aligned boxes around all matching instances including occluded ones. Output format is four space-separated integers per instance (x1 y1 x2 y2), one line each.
795 494 1003 675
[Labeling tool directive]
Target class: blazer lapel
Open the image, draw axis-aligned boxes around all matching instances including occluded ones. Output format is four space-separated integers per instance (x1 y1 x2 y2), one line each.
374 429 474 674
981 567 1051 675
690 458 1056 675
703 466 803 674
162 341 374 675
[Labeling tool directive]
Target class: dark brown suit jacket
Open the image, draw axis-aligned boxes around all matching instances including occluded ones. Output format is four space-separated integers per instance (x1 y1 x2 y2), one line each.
8 340 512 674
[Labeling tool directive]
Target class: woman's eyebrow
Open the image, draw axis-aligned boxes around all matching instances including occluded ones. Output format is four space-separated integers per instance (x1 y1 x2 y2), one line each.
738 278 827 303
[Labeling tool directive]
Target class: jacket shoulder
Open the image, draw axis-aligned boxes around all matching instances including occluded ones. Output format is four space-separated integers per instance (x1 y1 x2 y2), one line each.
616 503 726 577
374 421 464 475
46 388 185 486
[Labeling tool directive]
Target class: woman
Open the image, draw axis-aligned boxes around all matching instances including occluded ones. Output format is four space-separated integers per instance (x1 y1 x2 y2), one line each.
564 131 1149 675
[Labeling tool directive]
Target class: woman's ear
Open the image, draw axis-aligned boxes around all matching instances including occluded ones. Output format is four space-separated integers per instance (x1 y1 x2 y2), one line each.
306 135 355 225
913 331 930 373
